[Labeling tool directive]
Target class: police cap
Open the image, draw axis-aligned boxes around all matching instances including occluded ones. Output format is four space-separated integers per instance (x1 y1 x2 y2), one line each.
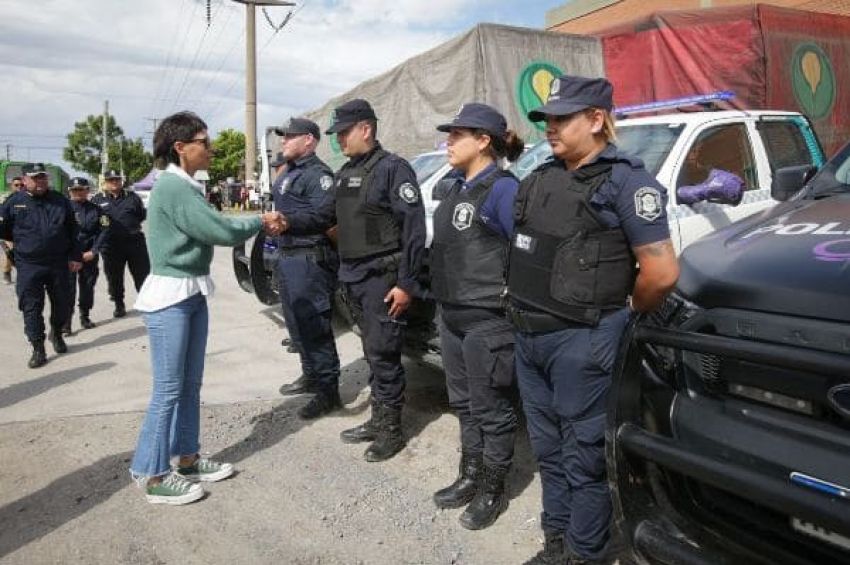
68 177 91 190
104 169 123 180
527 75 613 122
326 99 377 134
275 117 321 141
437 103 507 138
22 163 48 177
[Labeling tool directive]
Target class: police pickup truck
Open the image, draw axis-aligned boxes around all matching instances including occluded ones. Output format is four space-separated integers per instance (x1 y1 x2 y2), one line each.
608 141 850 564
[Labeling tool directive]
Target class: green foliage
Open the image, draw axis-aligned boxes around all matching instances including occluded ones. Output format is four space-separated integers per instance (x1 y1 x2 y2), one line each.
208 128 246 185
63 114 152 183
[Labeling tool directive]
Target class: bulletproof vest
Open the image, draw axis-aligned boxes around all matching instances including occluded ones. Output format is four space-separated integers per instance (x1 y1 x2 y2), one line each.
274 163 331 249
431 168 516 309
335 149 401 260
507 161 637 326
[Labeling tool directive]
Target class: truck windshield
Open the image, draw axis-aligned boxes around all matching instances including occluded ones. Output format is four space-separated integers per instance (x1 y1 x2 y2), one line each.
410 153 448 183
809 142 850 197
510 123 685 180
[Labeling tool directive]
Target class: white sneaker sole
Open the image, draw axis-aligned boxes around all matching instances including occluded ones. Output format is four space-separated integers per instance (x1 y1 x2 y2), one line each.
181 462 235 483
145 485 204 505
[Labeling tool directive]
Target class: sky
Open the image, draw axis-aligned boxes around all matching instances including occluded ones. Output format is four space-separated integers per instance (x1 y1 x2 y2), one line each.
0 0 564 178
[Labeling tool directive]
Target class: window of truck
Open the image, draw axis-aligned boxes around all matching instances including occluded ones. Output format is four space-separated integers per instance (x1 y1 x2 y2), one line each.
676 124 758 191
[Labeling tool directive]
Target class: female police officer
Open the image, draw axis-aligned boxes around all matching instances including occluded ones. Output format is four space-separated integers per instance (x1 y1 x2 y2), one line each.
508 76 679 564
430 103 524 530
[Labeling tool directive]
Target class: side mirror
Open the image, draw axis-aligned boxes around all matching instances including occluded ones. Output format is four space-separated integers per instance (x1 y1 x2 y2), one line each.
771 165 816 202
677 169 744 206
432 177 459 202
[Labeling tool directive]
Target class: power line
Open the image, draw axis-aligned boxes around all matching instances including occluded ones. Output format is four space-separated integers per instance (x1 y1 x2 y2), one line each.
156 0 203 116
149 0 189 119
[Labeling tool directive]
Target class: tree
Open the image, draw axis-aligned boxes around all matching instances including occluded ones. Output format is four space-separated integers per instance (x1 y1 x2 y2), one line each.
208 128 246 185
63 115 152 183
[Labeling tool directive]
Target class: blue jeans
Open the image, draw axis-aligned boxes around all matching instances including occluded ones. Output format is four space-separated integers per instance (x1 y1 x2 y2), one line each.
130 293 209 479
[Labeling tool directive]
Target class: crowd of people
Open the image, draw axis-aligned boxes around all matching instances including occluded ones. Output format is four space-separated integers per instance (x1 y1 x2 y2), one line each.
0 75 679 565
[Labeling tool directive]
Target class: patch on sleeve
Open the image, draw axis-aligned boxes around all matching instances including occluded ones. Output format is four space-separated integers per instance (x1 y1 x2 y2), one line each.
99 215 111 227
634 187 663 221
320 175 333 191
398 182 420 204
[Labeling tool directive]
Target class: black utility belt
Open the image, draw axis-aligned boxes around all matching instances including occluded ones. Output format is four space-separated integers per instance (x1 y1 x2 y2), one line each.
506 303 595 333
278 245 331 260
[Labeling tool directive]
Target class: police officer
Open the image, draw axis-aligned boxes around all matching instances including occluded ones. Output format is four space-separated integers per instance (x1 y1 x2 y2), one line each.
0 163 82 368
271 117 342 420
66 177 108 332
429 103 525 530
509 76 679 564
92 169 149 317
1 176 23 284
280 99 427 462
269 150 298 353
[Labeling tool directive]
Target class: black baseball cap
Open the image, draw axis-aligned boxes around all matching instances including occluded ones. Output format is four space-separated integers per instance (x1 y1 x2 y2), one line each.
104 169 122 180
22 163 48 176
326 99 378 134
528 75 614 122
437 103 507 138
68 177 91 190
275 117 321 141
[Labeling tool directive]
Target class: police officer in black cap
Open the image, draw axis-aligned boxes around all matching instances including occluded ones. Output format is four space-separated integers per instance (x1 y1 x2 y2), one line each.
65 177 108 332
0 163 82 368
429 103 525 530
509 76 679 564
92 169 149 317
271 117 342 419
279 99 427 462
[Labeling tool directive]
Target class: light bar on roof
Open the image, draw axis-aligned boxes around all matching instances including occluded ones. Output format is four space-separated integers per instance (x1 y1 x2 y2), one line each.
614 91 735 117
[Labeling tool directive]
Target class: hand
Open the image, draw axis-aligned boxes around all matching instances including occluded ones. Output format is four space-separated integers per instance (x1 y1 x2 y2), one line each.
82 251 95 262
384 286 412 318
69 261 83 273
261 212 287 236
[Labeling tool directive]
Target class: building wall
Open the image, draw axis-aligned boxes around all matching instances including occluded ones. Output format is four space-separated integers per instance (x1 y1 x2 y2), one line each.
546 0 850 34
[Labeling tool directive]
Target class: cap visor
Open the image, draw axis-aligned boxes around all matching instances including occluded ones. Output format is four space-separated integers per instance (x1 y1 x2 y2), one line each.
325 121 355 134
274 128 286 136
527 101 590 122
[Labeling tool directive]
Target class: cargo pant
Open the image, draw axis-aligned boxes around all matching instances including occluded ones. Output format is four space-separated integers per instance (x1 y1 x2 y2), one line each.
16 260 71 343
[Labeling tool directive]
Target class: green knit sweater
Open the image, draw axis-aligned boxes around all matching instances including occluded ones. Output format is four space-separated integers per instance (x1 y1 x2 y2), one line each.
146 171 261 277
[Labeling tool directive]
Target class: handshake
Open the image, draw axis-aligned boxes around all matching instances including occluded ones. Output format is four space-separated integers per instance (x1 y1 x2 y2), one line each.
261 212 288 236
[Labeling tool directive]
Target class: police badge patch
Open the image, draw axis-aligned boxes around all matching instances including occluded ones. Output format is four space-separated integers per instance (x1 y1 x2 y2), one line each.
452 202 475 231
398 182 419 204
634 187 662 221
320 175 333 191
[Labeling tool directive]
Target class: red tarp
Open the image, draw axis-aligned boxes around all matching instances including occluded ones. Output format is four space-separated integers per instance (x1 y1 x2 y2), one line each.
600 4 850 155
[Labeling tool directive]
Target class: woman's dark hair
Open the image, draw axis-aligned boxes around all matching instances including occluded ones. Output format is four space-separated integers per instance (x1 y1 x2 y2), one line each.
473 128 525 163
153 111 208 168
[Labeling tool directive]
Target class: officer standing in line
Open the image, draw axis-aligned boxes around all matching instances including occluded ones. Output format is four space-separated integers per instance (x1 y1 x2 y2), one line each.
1 176 23 284
269 150 298 354
0 163 82 368
279 99 427 462
429 103 525 531
271 117 342 420
65 177 108 332
92 169 149 317
509 76 679 565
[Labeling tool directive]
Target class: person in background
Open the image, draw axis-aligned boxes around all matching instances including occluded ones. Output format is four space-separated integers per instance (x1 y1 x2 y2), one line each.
1 176 23 284
129 110 284 505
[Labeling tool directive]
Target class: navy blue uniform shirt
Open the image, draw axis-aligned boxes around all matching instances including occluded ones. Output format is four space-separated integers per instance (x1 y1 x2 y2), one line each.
71 199 108 254
547 144 671 247
458 163 519 240
91 190 146 241
272 153 334 248
0 190 82 264
286 143 427 295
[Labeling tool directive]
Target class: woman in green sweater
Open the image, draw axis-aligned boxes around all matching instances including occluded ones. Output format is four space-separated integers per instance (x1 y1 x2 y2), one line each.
130 111 282 505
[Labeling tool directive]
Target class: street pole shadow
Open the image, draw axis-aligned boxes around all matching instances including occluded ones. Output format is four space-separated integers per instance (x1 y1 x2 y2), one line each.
0 450 133 559
0 362 116 410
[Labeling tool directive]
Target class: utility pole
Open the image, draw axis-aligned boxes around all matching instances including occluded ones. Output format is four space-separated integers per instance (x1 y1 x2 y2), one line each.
4 144 11 161
101 100 109 177
232 0 294 186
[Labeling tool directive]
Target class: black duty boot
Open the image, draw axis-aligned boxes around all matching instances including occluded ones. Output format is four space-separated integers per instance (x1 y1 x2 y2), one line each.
364 405 405 462
113 301 126 318
433 452 482 509
61 319 72 336
48 328 68 354
298 388 342 420
523 529 568 565
28 341 47 369
459 464 509 530
279 374 318 396
80 311 96 329
340 401 380 444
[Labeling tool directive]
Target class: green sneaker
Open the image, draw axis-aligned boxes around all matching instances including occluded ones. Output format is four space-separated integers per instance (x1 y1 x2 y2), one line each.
145 473 204 505
177 458 234 483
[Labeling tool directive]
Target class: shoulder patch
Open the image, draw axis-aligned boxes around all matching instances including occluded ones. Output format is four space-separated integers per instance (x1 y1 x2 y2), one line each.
100 215 111 227
320 175 333 191
634 187 663 221
398 182 419 204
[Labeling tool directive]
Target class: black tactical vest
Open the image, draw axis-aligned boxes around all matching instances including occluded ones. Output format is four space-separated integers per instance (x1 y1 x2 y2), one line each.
507 161 636 326
335 149 401 260
431 168 516 309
